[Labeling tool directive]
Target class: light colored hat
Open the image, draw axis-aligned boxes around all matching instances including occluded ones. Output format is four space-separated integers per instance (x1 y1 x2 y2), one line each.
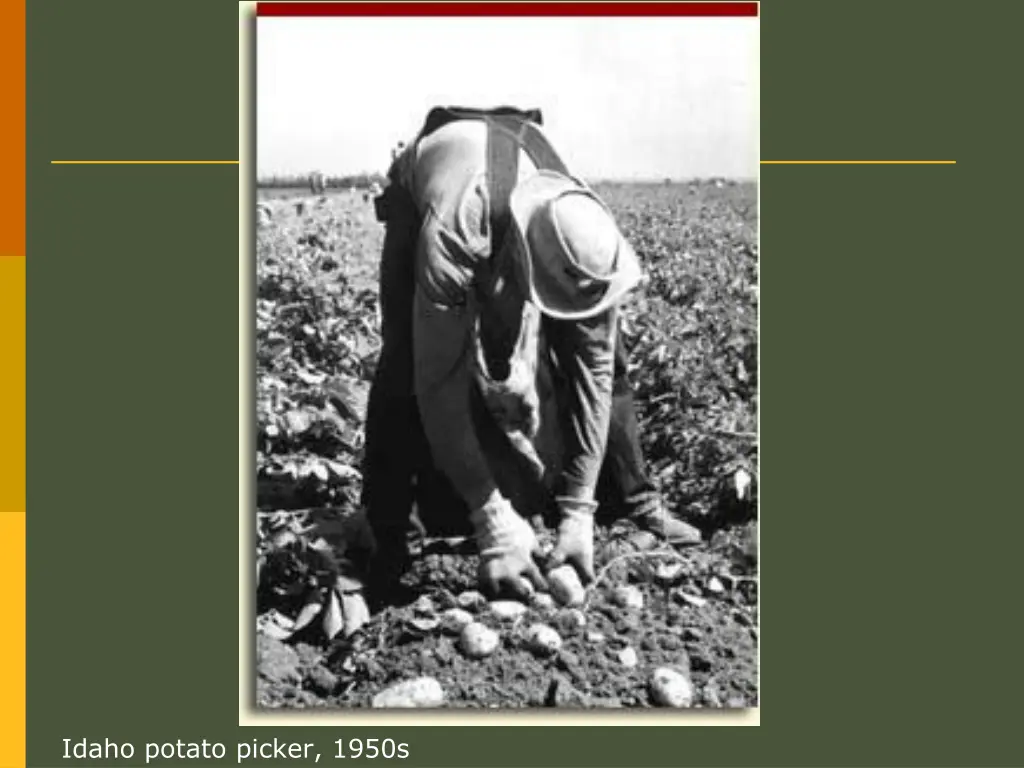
509 170 643 320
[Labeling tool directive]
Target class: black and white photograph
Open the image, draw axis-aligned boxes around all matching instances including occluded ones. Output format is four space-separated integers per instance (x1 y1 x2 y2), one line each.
255 10 759 710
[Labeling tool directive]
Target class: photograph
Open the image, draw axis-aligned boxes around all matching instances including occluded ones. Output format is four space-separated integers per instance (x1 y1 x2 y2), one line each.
254 10 759 710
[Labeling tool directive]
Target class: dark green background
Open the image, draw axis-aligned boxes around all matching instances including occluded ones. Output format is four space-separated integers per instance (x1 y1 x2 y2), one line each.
26 0 1013 765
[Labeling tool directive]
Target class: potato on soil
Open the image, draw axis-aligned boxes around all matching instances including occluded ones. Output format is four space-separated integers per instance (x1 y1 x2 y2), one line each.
617 647 639 668
371 677 445 708
489 600 528 621
440 608 474 634
525 624 563 656
460 622 500 658
649 667 695 708
612 585 644 610
456 590 487 610
530 593 556 612
547 566 585 606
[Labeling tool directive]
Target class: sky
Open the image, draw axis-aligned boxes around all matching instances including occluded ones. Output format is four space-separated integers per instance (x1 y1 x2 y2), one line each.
256 17 759 181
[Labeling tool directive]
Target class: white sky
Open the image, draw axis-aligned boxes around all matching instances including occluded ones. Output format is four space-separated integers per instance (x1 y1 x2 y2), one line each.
257 17 759 180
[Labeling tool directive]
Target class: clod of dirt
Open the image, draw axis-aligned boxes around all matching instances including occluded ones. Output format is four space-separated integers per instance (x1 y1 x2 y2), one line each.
407 616 441 633
304 665 339 696
627 531 660 551
440 608 474 634
654 562 687 586
257 635 302 685
547 566 585 606
531 593 556 612
617 647 639 668
516 579 537 599
585 631 606 644
650 667 695 708
456 590 487 611
413 595 436 615
545 674 590 708
613 585 645 610
371 677 445 708
689 652 713 673
734 469 752 501
460 622 500 658
705 577 726 595
525 624 563 657
556 608 587 632
489 600 528 621
294 643 326 669
431 589 458 610
677 589 708 608
702 676 724 707
615 615 641 635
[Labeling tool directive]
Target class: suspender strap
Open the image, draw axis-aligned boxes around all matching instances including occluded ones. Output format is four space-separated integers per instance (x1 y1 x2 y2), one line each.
486 115 522 260
519 121 569 176
485 115 571 260
474 110 571 376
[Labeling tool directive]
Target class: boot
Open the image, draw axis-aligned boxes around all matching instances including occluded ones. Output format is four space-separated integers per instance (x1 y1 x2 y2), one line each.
364 527 415 609
630 499 702 545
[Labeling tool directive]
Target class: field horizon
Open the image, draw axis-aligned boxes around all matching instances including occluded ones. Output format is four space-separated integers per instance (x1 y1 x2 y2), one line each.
256 177 759 197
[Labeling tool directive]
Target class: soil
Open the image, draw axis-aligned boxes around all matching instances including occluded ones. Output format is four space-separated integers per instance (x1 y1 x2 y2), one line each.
257 520 758 709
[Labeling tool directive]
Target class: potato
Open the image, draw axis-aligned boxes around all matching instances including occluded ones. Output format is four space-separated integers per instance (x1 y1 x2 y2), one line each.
489 600 528 621
548 566 585 607
649 667 695 708
525 624 563 656
371 677 445 708
440 608 474 634
460 622 500 658
612 585 644 610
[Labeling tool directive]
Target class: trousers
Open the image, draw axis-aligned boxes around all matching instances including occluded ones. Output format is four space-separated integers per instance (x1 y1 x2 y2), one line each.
361 181 660 543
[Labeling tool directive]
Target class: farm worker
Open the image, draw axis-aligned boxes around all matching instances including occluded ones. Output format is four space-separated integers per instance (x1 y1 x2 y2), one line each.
361 106 700 603
309 170 326 196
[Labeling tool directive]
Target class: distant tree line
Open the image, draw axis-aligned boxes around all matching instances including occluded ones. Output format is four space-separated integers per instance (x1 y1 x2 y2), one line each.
256 172 387 190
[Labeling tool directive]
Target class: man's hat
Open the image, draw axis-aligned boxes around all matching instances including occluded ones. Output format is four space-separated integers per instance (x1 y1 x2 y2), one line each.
509 170 643 321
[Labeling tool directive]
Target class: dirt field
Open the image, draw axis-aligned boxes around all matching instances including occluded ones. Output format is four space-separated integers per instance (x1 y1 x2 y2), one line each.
255 181 758 709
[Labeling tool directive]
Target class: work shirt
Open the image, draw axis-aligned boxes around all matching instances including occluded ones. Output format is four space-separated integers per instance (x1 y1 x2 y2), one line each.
390 120 619 515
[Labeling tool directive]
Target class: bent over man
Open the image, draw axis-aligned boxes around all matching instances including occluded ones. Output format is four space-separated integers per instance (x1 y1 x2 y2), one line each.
361 106 699 602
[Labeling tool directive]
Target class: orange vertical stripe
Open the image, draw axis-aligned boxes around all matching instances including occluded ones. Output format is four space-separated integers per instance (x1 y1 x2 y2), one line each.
0 0 25 255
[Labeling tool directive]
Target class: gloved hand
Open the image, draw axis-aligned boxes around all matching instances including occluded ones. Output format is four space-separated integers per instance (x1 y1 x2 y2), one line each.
471 491 547 600
545 497 598 584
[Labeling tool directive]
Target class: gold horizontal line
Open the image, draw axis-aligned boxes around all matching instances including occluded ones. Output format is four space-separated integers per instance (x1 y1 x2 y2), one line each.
761 160 956 165
50 160 239 165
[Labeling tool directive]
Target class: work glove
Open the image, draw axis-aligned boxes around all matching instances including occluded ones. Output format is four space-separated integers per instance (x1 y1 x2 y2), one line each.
545 497 598 584
471 491 548 600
